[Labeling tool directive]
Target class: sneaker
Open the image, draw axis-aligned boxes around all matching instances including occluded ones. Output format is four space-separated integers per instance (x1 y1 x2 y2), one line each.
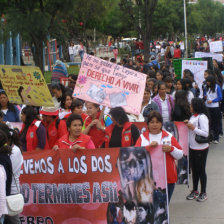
213 140 219 144
197 193 207 202
186 190 199 200
219 134 223 138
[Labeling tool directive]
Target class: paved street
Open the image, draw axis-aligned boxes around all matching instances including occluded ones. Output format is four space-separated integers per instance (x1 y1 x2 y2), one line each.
170 135 224 224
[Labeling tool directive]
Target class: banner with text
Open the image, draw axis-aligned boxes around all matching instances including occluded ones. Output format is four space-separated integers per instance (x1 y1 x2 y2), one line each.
209 40 223 53
182 60 208 98
133 122 189 184
195 52 223 62
73 54 146 115
20 147 168 224
0 65 54 106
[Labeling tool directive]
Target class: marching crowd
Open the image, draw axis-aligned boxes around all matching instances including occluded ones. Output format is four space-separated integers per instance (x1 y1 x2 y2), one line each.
0 37 224 223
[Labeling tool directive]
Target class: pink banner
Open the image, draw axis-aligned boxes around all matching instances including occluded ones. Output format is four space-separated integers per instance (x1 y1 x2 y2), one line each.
73 54 146 115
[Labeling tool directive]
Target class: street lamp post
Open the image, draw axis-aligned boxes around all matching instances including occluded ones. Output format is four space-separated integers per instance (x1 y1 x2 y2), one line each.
184 0 188 58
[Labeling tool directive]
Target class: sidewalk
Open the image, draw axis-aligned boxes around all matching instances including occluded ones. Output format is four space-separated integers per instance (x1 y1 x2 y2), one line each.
170 137 224 223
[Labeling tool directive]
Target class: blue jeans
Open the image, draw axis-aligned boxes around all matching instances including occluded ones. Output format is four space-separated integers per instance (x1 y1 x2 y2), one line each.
167 183 175 203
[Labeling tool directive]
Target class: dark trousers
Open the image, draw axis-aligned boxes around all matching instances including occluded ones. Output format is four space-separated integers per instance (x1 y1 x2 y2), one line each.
208 107 221 141
4 215 20 224
190 148 209 193
167 183 175 203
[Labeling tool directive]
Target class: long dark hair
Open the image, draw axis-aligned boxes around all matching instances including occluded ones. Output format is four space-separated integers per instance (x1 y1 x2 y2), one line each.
191 98 209 118
109 107 129 125
0 123 20 147
60 91 72 109
0 130 12 155
0 91 16 112
206 75 216 93
21 106 39 136
175 90 191 117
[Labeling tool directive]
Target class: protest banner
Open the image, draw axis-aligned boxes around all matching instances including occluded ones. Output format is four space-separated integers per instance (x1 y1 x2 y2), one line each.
195 51 223 62
182 60 208 97
173 58 212 80
134 121 189 184
73 53 146 115
0 65 54 106
209 40 223 53
174 122 189 185
20 147 168 224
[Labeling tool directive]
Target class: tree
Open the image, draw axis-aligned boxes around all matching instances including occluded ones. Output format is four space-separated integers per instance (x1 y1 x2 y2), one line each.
1 0 73 72
120 0 158 61
152 0 185 39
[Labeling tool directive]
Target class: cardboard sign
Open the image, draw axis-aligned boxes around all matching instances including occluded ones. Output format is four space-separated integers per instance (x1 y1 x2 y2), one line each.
195 51 223 62
73 54 146 115
20 147 168 223
209 40 223 53
0 65 54 106
173 58 212 80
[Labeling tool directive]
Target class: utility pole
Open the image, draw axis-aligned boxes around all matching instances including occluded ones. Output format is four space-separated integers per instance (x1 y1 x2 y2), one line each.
184 0 188 58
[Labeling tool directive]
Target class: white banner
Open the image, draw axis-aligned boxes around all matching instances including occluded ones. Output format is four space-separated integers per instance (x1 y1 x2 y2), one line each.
209 40 223 53
195 51 223 62
182 60 208 97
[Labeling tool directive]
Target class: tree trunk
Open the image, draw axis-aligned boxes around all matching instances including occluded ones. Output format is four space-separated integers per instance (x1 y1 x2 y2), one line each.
33 39 44 74
143 0 151 62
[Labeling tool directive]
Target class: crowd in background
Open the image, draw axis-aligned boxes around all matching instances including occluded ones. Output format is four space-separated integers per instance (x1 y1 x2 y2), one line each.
0 36 224 223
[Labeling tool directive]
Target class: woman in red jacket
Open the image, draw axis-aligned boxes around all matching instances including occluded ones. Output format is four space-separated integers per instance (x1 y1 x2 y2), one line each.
103 107 140 148
40 106 67 149
20 106 48 151
55 114 95 151
135 111 183 202
82 102 106 148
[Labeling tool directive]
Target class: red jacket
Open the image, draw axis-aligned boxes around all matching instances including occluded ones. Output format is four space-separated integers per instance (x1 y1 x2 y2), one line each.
43 117 68 149
21 120 49 151
104 122 133 147
57 133 94 149
84 112 105 148
135 130 182 184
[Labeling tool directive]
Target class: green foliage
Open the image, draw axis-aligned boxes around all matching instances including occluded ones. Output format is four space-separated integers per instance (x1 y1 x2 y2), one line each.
152 0 224 37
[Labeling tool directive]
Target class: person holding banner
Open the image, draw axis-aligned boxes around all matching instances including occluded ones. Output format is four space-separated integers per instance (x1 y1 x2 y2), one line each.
83 102 110 148
135 111 183 202
20 106 49 151
55 114 95 151
103 107 140 148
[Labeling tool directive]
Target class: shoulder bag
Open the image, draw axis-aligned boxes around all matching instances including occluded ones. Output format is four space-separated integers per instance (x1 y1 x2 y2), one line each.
195 115 209 144
6 174 24 216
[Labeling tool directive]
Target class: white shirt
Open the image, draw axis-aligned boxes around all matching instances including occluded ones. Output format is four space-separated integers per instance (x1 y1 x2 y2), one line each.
128 113 145 122
0 165 7 216
68 46 74 55
149 132 162 144
188 114 209 150
1 109 8 115
10 145 23 194
205 86 219 108
187 91 194 104
160 97 169 122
